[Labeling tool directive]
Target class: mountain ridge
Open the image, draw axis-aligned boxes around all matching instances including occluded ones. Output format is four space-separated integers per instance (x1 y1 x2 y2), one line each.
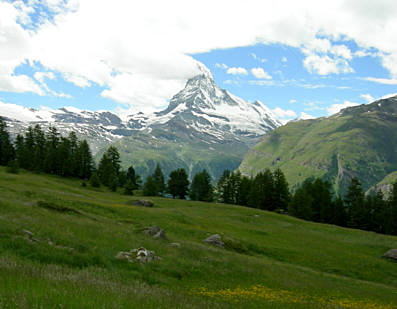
239 95 397 195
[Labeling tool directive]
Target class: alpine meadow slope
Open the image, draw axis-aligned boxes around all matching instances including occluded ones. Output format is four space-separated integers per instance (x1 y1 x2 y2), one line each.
0 168 397 308
239 95 397 195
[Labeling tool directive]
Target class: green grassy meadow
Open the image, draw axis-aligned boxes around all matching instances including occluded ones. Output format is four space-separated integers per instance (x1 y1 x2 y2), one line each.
0 167 397 308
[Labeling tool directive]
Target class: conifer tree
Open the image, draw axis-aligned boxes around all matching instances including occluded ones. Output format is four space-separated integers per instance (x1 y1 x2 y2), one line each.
273 168 290 211
248 169 275 210
216 170 232 203
143 176 157 196
345 177 367 229
288 186 313 220
190 169 213 202
167 168 189 199
32 125 46 172
152 163 165 196
76 140 93 179
0 117 14 165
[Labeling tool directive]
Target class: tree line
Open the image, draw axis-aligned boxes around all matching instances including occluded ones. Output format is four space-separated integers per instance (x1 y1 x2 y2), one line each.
0 119 93 178
1 117 396 235
213 168 397 236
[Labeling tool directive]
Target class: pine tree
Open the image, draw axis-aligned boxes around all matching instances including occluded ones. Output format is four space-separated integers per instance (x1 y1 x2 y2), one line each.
143 176 158 196
152 164 165 196
345 177 367 230
167 168 189 199
126 166 140 190
23 126 35 170
14 134 25 169
248 170 275 210
273 168 290 211
216 170 232 203
332 196 348 227
288 186 313 220
32 125 46 172
44 126 60 174
76 140 93 179
190 169 213 202
0 117 14 165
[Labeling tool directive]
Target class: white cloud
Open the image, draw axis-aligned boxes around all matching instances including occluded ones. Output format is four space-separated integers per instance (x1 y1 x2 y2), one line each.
326 101 360 115
282 56 288 62
248 80 275 86
226 67 248 75
271 107 297 124
2 0 397 111
303 53 354 75
215 63 228 69
299 112 315 120
363 77 397 85
251 68 272 79
34 72 56 83
289 99 297 104
63 73 91 88
272 107 297 118
360 93 374 103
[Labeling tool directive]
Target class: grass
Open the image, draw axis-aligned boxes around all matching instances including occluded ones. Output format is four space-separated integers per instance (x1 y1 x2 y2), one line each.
0 167 397 308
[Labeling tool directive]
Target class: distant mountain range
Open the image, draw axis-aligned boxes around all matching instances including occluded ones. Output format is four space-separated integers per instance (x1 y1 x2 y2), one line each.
1 63 280 180
239 95 397 195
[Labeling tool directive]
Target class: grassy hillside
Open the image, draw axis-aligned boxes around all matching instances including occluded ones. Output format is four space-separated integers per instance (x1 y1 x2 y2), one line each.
0 168 397 308
239 97 397 195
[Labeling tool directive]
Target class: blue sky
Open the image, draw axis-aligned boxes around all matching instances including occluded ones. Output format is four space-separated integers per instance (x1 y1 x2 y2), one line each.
1 0 397 123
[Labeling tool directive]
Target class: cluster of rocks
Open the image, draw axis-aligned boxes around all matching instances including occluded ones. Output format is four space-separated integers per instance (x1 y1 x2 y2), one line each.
116 247 161 263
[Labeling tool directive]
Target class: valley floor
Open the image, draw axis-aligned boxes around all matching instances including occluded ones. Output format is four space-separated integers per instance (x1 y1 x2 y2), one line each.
0 167 396 308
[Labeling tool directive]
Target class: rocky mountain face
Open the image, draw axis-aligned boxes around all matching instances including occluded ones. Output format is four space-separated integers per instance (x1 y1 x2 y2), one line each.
239 95 397 195
1 64 280 180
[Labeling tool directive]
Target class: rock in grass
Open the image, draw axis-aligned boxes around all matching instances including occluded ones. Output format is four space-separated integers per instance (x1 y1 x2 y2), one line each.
116 247 161 263
144 226 167 239
169 242 181 248
383 249 397 261
203 234 224 248
130 200 154 207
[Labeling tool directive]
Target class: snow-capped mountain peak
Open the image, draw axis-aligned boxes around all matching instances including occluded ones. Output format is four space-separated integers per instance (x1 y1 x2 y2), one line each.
127 64 281 139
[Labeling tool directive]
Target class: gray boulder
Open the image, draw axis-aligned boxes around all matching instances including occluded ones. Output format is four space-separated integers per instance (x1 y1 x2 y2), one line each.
131 200 154 207
383 249 397 261
144 226 167 239
203 234 224 248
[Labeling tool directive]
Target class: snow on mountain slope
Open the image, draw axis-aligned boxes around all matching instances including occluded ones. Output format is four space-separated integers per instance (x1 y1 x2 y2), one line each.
127 63 281 139
1 62 281 152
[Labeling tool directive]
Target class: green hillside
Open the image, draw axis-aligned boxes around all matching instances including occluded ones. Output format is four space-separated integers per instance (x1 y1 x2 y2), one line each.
239 96 397 195
1 168 397 308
